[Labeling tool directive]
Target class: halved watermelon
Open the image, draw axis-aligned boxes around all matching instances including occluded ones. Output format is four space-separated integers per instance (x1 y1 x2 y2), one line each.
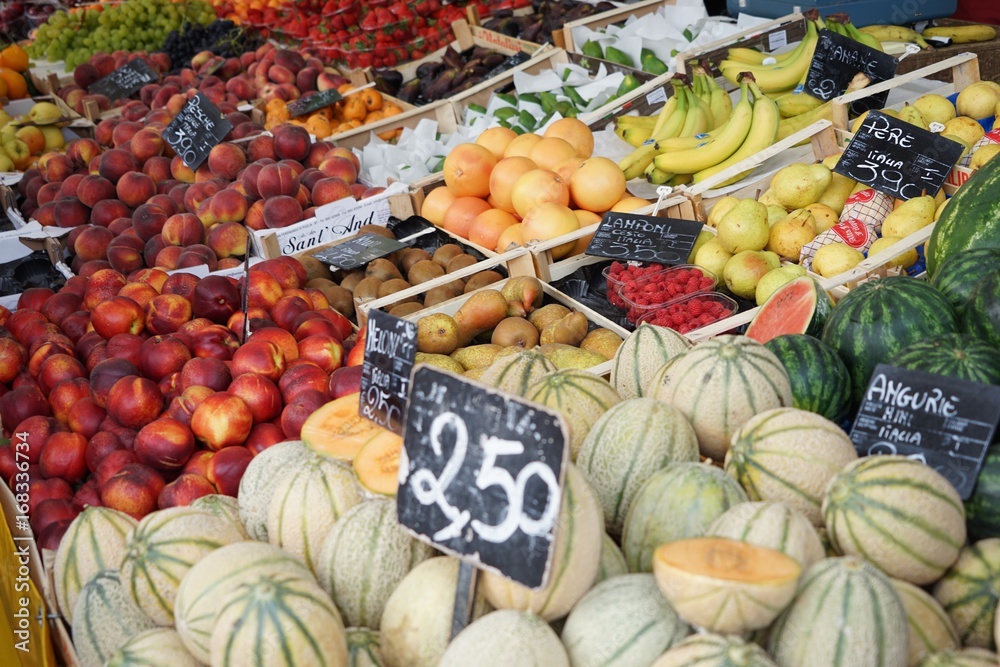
746 277 832 344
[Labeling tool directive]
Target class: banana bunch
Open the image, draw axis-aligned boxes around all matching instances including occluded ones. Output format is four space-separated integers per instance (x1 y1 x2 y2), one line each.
824 13 883 52
859 24 932 50
775 70 873 142
923 23 997 44
718 18 819 95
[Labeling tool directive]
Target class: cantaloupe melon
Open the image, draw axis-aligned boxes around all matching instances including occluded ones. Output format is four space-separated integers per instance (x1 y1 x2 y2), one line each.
438 610 570 667
707 501 825 569
190 494 247 538
173 541 315 664
105 628 201 667
724 407 858 526
622 462 748 573
599 533 628 582
651 634 779 667
933 538 1000 649
346 628 384 667
769 556 908 667
917 649 1000 667
611 323 690 400
267 455 364 572
891 578 960 666
480 464 603 621
380 557 490 667
824 455 965 586
561 574 689 667
54 506 136 625
237 440 314 541
317 498 434 629
577 398 699 536
480 349 557 396
652 537 801 635
525 369 621 460
302 392 382 461
353 430 402 496
121 506 246 625
651 335 793 461
210 572 348 667
73 570 157 667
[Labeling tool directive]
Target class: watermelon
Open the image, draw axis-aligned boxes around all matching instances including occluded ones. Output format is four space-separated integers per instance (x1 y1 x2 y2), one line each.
930 248 1000 318
438 610 569 667
821 276 960 404
105 628 201 667
765 334 853 423
963 269 1000 348
918 649 1000 667
346 628 384 667
560 574 689 667
745 276 833 343
480 349 557 396
966 445 1000 542
768 556 909 667
73 570 157 667
926 154 1000 277
933 538 1000 649
651 634 778 667
610 323 690 400
621 462 748 573
891 578 960 666
707 501 825 569
891 333 1000 386
525 369 621 461
823 455 966 585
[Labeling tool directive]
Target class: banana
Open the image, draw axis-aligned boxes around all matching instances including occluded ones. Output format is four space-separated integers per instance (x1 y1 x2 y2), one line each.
706 75 733 128
668 173 694 187
840 17 883 52
655 134 714 152
720 22 819 94
651 91 680 136
619 143 658 181
689 74 716 131
776 100 833 141
645 162 674 184
619 126 654 147
679 94 710 137
615 115 658 129
693 80 780 187
654 80 754 174
725 48 770 65
923 24 997 44
860 24 931 49
775 90 824 118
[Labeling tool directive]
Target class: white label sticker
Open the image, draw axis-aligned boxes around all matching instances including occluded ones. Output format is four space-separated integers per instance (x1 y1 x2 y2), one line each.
929 122 946 133
738 0 746 6
646 87 667 107
768 30 788 52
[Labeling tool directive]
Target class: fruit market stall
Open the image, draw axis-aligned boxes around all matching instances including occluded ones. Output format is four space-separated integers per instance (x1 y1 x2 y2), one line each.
6 0 1000 665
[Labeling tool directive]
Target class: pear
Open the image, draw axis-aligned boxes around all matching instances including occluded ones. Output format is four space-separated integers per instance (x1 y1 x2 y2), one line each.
716 199 769 253
528 304 571 333
956 82 999 120
913 93 957 126
538 343 606 370
811 243 864 278
414 352 466 375
687 229 713 262
579 328 623 360
806 203 840 233
416 313 460 355
868 236 918 269
723 250 780 300
766 205 788 226
817 173 857 215
941 133 971 159
27 101 62 125
897 104 928 130
767 209 817 261
935 199 949 221
540 312 588 346
757 188 786 209
450 344 502 370
707 196 739 228
771 163 832 210
943 116 985 149
970 144 1000 170
500 276 543 317
694 238 732 286
755 266 803 306
881 195 935 238
0 109 11 129
821 152 843 169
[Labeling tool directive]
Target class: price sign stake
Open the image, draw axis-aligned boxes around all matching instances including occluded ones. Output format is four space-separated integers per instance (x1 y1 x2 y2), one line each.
585 212 703 265
359 309 417 435
162 92 233 171
88 59 158 101
312 233 407 271
849 364 1000 499
398 366 569 591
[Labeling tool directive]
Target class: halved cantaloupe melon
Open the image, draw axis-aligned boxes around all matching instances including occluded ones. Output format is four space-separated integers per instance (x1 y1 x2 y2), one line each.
354 430 403 496
652 537 801 634
301 392 382 462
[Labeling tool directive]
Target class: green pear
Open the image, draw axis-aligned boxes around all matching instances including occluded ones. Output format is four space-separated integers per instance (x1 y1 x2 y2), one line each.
707 196 739 228
723 250 779 300
817 173 857 215
694 238 732 286
897 104 928 130
772 163 832 210
755 266 803 306
757 188 786 209
913 93 956 126
956 82 999 120
766 205 788 226
806 203 840 233
716 199 769 253
943 116 985 149
537 343 606 370
687 229 714 263
767 209 817 261
811 243 864 279
970 144 1000 170
881 195 936 238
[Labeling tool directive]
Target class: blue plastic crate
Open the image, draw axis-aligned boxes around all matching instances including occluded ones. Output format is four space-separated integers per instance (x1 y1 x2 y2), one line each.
727 0 956 28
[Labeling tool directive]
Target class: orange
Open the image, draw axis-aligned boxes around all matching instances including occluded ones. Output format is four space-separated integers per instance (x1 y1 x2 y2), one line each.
343 97 367 121
510 169 570 218
0 44 28 73
489 156 536 214
0 69 27 100
475 127 517 160
421 186 456 225
361 89 383 111
265 98 287 113
570 157 627 213
443 143 496 198
305 115 331 139
503 133 542 159
469 208 518 249
611 197 652 213
441 197 491 239
521 202 580 259
528 137 577 171
544 118 594 158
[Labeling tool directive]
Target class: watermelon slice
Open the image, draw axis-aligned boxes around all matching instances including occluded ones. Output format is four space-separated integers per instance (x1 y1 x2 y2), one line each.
745 277 832 344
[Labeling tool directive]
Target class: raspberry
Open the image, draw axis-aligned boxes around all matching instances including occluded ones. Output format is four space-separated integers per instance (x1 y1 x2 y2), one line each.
688 299 704 316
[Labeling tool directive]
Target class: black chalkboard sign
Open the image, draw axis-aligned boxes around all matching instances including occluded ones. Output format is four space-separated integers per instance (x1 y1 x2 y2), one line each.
312 233 407 270
835 111 964 200
585 213 702 264
849 364 1000 499
287 89 344 117
805 29 897 112
359 309 417 434
398 366 568 589
162 92 233 170
88 59 158 101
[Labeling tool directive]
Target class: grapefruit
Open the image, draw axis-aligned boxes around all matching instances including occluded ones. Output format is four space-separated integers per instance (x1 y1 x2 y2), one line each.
521 202 580 259
496 223 524 252
511 169 571 218
611 197 651 213
571 158 627 213
504 133 542 159
554 156 586 185
442 197 492 239
490 157 537 214
544 118 594 158
421 187 456 226
443 143 497 198
573 210 602 227
476 127 517 160
528 137 578 171
469 209 518 250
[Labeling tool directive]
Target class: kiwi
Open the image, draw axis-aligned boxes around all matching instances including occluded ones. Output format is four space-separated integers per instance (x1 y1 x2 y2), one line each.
398 248 432 274
353 277 383 303
357 224 395 239
378 278 417 303
340 270 366 293
306 277 336 290
321 284 354 318
407 259 446 285
446 254 478 273
366 258 403 282
432 243 465 268
299 255 333 282
464 271 504 293
388 302 425 317
424 285 462 307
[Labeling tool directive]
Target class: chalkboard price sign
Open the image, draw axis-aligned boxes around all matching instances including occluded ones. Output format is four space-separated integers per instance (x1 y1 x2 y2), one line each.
312 233 406 270
88 59 158 101
585 213 702 265
359 309 417 434
398 366 569 589
805 29 897 111
835 111 964 200
288 89 344 117
849 364 1000 499
162 92 233 170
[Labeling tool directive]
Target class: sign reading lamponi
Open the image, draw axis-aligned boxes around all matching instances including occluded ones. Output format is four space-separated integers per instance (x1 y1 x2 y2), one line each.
585 212 702 265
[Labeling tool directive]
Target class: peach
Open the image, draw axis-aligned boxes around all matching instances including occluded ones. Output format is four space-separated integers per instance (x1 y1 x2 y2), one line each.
147 194 178 217
256 162 299 199
98 148 139 184
30 498 80 537
48 377 89 425
63 312 92 345
206 190 249 226
83 268 127 310
311 177 353 206
54 198 90 229
299 168 324 192
121 101 151 123
183 180 222 214
107 235 147 274
0 337 26 383
40 153 75 184
227 372 283 424
116 171 157 209
262 195 303 229
40 292 82 326
36 181 62 206
66 138 102 169
280 159 306 179
318 155 358 184
106 333 144 366
162 273 200 299
111 121 142 149
117 283 158 309
245 422 286 455
294 317 343 342
159 370 182 404
132 203 169 241
90 199 132 227
257 258 303 290
145 294 193 335
304 141 332 169
157 472 216 509
100 463 165 520
180 356 231 392
280 389 327 440
95 117 121 148
143 236 168 268
90 295 146 339
238 271 282 311
270 295 311 331
58 173 87 199
191 275 240 324
171 155 196 183
10 415 59 464
138 335 191 382
314 308 352 340
0 386 50 429
130 128 165 163
166 385 215 427
296 334 344 374
182 449 213 477
154 246 182 270
73 225 115 262
278 362 328 403
67 397 107 439
327 146 360 173
206 445 253 496
162 212 205 246
244 199 267 230
208 142 247 181
249 327 298 363
190 392 253 450
231 340 285 383
248 135 276 162
135 417 195 471
92 444 136 486
191 324 241 360
25 477 72 512
38 353 87 395
143 155 173 184
39 432 88 484
87 358 137 409
107 375 164 429
328 365 363 399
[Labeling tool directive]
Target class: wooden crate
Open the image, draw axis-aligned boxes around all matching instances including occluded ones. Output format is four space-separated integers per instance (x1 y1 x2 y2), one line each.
675 13 807 77
328 98 460 151
558 0 677 54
